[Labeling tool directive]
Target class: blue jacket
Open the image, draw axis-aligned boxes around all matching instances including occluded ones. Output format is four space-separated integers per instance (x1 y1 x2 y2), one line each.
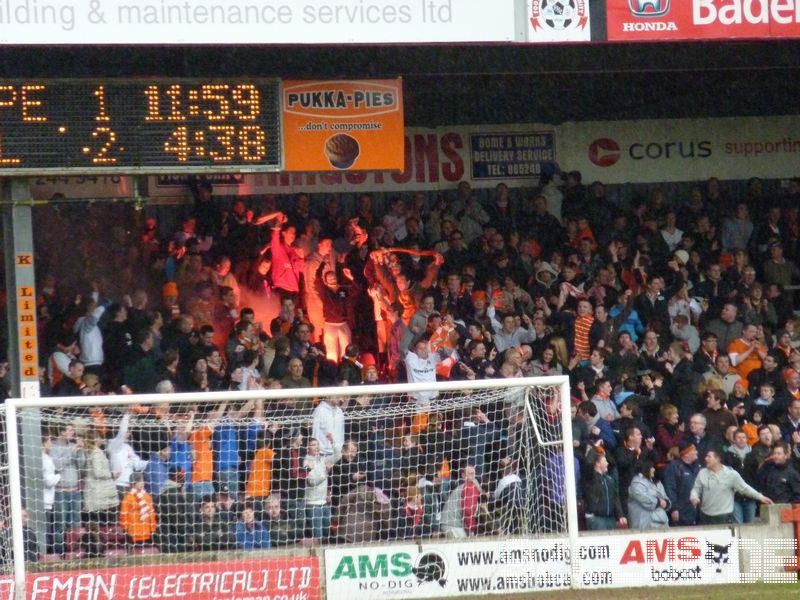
168 437 193 482
213 418 239 470
235 521 271 550
144 453 169 496
662 458 700 526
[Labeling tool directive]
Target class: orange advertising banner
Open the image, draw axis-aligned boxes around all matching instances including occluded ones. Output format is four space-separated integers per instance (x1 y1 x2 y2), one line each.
282 79 404 172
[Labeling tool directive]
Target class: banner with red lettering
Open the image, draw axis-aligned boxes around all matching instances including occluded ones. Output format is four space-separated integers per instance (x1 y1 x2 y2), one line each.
0 556 320 600
607 0 800 42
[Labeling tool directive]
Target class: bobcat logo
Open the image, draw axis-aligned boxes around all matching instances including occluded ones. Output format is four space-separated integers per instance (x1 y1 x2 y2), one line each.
705 542 731 573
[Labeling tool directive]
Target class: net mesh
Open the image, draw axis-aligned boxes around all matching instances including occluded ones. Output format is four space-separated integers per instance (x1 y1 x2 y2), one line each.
3 381 568 576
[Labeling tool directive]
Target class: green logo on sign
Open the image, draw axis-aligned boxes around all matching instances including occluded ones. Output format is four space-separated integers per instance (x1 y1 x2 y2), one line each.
332 553 414 580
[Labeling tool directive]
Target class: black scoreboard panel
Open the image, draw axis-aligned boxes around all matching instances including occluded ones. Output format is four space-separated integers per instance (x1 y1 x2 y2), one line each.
0 79 282 174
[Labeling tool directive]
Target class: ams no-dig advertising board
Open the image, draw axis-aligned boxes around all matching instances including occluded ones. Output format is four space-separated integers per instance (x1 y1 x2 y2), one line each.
324 530 743 598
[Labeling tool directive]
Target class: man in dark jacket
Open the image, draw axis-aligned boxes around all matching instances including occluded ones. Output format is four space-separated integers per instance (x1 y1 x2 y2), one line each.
582 452 626 530
155 466 193 553
192 497 235 552
662 441 700 526
315 262 361 362
756 442 800 504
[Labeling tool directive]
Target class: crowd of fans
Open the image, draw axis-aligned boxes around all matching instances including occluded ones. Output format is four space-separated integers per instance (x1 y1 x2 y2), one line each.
10 170 800 559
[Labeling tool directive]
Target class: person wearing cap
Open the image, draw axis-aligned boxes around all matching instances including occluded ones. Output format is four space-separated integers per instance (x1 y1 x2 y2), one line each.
690 448 773 525
662 440 700 526
582 452 626 531
693 331 719 375
763 239 800 289
774 329 795 363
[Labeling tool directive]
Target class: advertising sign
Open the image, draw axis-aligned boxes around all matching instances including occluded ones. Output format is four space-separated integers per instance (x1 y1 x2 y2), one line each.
282 79 405 172
470 131 556 179
0 0 518 44
0 557 320 600
558 115 800 184
607 0 800 41
527 0 591 42
325 530 739 598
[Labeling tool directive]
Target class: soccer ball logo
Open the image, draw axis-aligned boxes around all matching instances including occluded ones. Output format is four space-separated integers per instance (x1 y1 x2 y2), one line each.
540 0 578 29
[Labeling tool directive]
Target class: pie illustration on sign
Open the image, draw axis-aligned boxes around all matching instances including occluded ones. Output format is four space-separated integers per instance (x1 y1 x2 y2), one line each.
325 133 360 169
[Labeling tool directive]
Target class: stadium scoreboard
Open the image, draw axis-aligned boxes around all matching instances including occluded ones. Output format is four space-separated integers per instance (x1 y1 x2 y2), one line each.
0 79 282 174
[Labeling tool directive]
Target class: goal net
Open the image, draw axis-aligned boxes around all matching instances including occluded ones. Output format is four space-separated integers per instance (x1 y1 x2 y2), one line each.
2 376 573 599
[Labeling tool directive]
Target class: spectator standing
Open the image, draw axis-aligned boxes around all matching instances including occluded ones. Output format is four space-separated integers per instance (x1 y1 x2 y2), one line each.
312 395 345 455
582 452 627 530
628 460 670 530
155 466 192 553
724 429 758 523
702 389 739 440
662 442 700 526
304 434 341 542
441 465 485 538
120 472 157 546
755 442 800 504
691 449 772 525
50 423 86 555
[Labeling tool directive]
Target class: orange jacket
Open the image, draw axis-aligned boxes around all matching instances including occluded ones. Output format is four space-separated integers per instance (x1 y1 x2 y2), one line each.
245 447 275 499
120 490 157 542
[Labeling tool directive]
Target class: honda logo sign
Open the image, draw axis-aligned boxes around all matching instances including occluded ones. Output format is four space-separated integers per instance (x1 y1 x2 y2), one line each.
628 0 670 17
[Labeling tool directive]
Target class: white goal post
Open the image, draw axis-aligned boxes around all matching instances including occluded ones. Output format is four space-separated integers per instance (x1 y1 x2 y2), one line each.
3 375 575 600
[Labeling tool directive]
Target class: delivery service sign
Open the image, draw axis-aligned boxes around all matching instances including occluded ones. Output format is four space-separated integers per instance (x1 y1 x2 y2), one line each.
282 79 405 172
607 0 800 41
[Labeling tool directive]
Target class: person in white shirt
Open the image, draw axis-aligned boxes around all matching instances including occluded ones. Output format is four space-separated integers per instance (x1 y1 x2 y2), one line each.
106 412 148 495
42 435 61 549
312 394 345 456
74 295 106 372
304 433 342 541
404 339 457 407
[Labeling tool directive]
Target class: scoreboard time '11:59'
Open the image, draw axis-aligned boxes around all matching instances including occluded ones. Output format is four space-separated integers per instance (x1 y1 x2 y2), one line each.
0 79 282 174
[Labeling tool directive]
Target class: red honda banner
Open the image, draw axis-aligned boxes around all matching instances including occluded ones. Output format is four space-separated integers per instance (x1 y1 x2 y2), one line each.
0 556 320 600
607 0 800 41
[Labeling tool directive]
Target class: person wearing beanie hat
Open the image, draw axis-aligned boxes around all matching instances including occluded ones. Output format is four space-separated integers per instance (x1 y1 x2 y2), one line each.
662 440 700 526
161 281 181 322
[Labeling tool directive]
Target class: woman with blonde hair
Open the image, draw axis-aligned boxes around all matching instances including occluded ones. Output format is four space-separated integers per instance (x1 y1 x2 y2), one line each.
654 403 684 469
83 430 120 555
